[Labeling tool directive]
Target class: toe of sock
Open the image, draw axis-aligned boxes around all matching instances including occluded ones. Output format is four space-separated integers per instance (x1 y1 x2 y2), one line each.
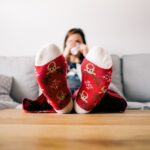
35 43 62 66
86 46 112 69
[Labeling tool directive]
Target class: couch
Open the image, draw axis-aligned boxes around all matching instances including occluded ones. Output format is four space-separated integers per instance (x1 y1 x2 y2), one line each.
0 54 150 110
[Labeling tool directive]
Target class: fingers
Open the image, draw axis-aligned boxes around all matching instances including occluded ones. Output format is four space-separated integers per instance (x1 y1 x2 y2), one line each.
63 43 89 58
79 44 89 56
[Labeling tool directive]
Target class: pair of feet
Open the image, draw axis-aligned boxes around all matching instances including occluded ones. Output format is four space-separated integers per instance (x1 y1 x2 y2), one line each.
24 44 112 114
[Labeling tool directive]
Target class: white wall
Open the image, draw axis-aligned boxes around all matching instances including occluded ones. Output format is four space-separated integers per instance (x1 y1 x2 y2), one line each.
0 0 150 56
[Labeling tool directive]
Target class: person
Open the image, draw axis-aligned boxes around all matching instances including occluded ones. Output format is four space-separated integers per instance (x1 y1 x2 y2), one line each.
63 28 88 94
23 28 127 114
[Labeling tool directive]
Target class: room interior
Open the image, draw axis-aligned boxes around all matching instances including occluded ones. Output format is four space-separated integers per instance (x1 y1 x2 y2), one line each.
0 0 150 150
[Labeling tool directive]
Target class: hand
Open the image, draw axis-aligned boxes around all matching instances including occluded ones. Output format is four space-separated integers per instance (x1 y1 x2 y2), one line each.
63 43 76 59
78 44 88 57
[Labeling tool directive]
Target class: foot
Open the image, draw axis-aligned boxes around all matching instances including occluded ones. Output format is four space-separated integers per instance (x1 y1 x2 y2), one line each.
35 43 73 113
74 46 112 113
22 93 55 113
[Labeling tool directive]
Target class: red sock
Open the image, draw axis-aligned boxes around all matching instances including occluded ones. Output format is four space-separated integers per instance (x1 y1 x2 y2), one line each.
74 47 112 113
23 93 55 113
92 89 127 113
35 44 73 113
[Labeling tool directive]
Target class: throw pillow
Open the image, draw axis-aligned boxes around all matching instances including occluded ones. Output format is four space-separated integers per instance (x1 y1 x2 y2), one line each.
0 74 19 109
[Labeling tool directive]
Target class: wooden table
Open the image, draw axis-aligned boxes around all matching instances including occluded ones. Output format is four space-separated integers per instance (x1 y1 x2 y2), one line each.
0 109 150 150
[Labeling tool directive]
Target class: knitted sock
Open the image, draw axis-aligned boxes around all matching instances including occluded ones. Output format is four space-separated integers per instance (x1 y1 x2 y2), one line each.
74 46 112 113
92 89 127 113
35 43 73 114
23 93 55 113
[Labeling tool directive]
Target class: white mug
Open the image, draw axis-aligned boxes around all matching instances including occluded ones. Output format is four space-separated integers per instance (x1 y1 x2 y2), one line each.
70 43 80 55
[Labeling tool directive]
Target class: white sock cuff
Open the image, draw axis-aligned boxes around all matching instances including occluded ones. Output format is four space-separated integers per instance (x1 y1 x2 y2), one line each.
35 43 62 66
74 101 90 114
86 46 112 69
55 99 73 114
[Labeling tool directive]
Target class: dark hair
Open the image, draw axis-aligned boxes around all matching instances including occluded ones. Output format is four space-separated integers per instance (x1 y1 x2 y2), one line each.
63 28 87 62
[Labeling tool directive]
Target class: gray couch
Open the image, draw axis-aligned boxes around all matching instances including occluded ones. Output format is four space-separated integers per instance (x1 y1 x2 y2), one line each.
0 54 150 110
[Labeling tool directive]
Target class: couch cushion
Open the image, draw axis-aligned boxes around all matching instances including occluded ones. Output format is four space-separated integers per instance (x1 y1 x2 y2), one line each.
0 56 39 103
122 54 150 102
0 74 14 102
0 74 19 109
0 74 12 95
111 55 124 95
